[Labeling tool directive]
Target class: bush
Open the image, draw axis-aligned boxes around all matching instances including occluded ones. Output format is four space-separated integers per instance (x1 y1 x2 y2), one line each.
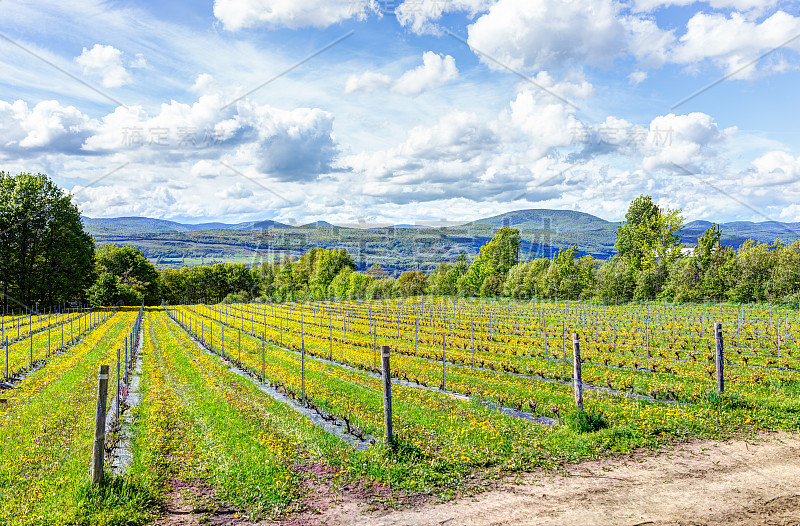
564 409 609 433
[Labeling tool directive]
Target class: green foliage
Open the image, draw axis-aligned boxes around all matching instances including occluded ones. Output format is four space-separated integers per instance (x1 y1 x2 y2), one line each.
394 270 428 296
0 172 94 309
159 262 258 304
87 245 159 305
474 226 521 276
564 409 609 433
615 195 683 272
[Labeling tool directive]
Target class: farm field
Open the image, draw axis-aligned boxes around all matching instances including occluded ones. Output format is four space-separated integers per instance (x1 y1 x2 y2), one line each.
0 299 798 525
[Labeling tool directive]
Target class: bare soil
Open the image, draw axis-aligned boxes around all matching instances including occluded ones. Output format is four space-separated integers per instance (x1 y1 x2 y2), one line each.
361 432 800 526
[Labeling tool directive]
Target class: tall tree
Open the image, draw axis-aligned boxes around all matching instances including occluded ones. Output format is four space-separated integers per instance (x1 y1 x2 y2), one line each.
87 245 159 305
615 195 683 272
0 172 94 310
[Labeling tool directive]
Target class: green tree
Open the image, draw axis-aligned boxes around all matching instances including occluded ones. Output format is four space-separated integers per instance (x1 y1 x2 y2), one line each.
615 195 683 272
87 244 159 305
394 270 428 296
0 172 94 310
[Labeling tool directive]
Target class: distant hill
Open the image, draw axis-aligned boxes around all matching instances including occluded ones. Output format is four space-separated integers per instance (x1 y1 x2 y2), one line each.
82 210 800 270
470 209 615 233
82 216 290 235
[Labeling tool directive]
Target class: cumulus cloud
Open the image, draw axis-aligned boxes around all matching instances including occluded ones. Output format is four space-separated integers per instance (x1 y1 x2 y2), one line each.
75 44 132 88
672 11 800 78
345 52 458 95
213 0 376 30
396 0 494 34
0 99 95 157
466 0 629 71
81 80 338 182
640 112 735 172
745 151 800 186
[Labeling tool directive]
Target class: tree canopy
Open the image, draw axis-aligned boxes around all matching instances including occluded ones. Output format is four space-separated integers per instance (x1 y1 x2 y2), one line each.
0 172 94 310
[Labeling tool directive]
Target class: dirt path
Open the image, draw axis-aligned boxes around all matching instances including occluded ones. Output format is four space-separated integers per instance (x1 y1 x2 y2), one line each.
357 432 800 526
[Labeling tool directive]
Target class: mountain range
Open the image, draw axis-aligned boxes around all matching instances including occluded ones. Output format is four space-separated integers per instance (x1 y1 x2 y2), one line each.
83 210 800 271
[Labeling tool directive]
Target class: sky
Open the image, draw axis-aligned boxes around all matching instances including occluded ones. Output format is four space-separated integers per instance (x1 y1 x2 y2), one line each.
1 0 800 226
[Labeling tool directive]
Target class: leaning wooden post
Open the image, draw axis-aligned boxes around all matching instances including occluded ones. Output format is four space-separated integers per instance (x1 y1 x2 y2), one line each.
91 364 110 485
715 322 724 394
572 333 583 412
380 345 393 446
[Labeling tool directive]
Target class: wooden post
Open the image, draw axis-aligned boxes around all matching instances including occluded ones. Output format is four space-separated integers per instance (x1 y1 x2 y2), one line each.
470 312 475 368
124 337 128 385
238 329 241 363
261 331 266 380
48 325 51 357
30 332 33 367
441 333 446 391
301 336 306 403
91 364 109 485
4 337 7 378
572 333 583 412
561 321 566 377
715 323 724 394
380 345 393 445
645 317 650 370
116 349 121 423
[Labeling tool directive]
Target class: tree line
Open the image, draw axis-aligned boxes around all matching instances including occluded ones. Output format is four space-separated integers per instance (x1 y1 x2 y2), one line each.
1 172 798 309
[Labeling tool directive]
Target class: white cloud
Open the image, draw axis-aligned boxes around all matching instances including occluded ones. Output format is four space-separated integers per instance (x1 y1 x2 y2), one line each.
77 80 338 182
344 71 393 94
628 70 648 85
672 11 800 79
393 52 459 94
633 0 779 13
75 44 131 88
0 99 94 156
641 112 735 172
213 0 376 30
345 52 458 95
746 150 800 186
396 0 494 34
466 0 629 71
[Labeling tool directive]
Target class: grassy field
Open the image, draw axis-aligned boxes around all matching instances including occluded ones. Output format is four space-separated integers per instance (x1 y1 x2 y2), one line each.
0 299 797 524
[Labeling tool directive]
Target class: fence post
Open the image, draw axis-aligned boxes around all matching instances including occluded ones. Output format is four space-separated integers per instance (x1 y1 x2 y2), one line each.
561 321 566 377
238 329 241 363
91 364 109 485
124 337 129 385
441 333 446 391
573 333 583 412
4 337 7 378
30 333 33 368
116 349 121 423
715 322 724 394
381 345 393 446
261 331 266 380
301 336 306 403
645 317 650 370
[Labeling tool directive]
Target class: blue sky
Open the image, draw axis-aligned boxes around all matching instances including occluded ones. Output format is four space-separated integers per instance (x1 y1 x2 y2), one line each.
1 0 799 226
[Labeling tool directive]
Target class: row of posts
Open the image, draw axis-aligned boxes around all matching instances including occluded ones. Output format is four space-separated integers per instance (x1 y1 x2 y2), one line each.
379 323 726 445
159 306 727 451
91 304 143 485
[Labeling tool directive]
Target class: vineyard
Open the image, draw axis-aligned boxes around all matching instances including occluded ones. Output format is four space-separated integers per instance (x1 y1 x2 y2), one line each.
0 299 798 524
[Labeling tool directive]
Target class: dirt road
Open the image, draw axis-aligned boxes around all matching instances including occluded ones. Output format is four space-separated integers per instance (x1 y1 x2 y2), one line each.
355 433 800 526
